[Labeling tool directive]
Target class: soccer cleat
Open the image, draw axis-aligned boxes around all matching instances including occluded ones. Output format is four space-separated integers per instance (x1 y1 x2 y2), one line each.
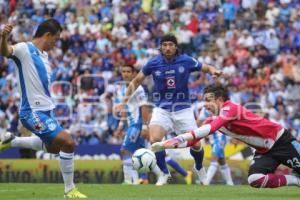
226 180 234 186
195 167 208 185
64 187 87 198
155 173 171 186
0 131 15 144
139 178 149 185
184 170 193 185
0 142 12 152
0 132 14 152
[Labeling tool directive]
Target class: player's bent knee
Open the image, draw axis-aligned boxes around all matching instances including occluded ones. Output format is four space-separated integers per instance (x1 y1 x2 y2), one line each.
248 174 265 188
61 139 75 152
149 133 164 144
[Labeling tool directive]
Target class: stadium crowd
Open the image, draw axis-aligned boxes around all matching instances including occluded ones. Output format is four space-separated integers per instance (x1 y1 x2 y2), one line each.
0 0 299 145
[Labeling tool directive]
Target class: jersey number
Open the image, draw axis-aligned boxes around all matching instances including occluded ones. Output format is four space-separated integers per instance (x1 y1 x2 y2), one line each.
287 157 300 168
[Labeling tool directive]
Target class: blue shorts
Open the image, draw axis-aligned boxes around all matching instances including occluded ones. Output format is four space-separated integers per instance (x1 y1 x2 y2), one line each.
19 110 63 144
121 123 145 153
212 143 225 158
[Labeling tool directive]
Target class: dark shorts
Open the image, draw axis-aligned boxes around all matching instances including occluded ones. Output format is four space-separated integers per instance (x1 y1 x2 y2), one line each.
248 130 300 176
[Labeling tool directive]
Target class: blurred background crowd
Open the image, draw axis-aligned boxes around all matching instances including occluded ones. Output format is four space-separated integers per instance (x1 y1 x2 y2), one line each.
0 0 299 146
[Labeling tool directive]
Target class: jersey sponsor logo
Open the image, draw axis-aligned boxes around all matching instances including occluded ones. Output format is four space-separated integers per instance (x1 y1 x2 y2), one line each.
154 70 161 76
165 69 175 74
166 76 176 89
178 66 184 73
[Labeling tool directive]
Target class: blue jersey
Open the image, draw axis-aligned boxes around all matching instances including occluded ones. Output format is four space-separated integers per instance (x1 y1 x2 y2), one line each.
142 54 202 111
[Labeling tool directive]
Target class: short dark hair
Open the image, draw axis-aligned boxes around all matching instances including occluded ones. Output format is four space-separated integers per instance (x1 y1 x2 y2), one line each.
33 18 62 38
160 34 178 46
203 85 229 101
122 64 137 72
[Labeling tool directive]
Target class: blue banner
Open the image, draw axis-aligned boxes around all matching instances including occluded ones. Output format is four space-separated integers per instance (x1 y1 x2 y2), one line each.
0 144 122 159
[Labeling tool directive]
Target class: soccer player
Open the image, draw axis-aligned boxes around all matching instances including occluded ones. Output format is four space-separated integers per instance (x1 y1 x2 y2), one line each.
115 65 192 185
113 65 152 185
198 108 234 185
152 85 300 188
0 20 87 198
116 34 221 185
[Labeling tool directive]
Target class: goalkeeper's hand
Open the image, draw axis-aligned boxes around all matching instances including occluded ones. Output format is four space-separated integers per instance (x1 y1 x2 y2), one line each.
151 137 184 152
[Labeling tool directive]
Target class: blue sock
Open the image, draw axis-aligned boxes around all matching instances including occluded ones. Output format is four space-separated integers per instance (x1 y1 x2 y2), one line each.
139 172 148 180
155 150 169 174
166 157 187 177
190 148 204 170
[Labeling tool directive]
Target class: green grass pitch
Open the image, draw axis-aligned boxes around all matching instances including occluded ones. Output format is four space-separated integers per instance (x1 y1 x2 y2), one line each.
0 183 298 200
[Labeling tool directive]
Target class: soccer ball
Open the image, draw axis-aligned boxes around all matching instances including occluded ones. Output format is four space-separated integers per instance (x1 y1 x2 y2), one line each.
132 148 157 172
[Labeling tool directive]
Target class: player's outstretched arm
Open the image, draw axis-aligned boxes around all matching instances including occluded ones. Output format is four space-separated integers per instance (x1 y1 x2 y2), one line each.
124 71 146 103
151 124 212 152
115 71 146 113
201 63 222 79
0 24 13 57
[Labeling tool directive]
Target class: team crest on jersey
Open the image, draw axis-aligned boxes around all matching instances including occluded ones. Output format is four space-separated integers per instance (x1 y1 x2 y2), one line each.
32 113 45 131
220 106 230 118
32 117 45 131
178 66 184 73
166 76 176 89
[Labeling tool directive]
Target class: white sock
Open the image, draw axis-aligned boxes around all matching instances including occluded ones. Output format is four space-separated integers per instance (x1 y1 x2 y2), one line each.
11 136 47 152
131 169 139 184
59 151 75 193
123 157 133 184
152 164 163 176
220 164 234 185
206 161 218 184
285 175 300 186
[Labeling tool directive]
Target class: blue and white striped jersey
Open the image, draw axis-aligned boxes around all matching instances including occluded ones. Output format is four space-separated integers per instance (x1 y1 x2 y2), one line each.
113 83 148 126
10 42 55 113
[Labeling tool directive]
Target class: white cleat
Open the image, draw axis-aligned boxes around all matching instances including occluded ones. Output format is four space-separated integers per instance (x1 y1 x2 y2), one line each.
0 131 14 144
226 181 234 186
155 173 171 186
195 167 209 185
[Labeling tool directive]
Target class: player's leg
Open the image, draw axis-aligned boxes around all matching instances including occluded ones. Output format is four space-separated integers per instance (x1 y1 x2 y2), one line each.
20 111 86 198
247 153 294 188
248 131 300 188
0 126 48 152
215 145 234 185
121 148 139 184
148 108 173 185
206 155 219 185
173 108 207 185
190 141 208 185
149 124 171 185
165 155 192 185
120 124 142 185
218 158 234 185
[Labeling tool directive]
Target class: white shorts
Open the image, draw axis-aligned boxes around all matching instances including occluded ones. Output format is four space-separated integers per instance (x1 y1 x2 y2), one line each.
149 107 197 135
